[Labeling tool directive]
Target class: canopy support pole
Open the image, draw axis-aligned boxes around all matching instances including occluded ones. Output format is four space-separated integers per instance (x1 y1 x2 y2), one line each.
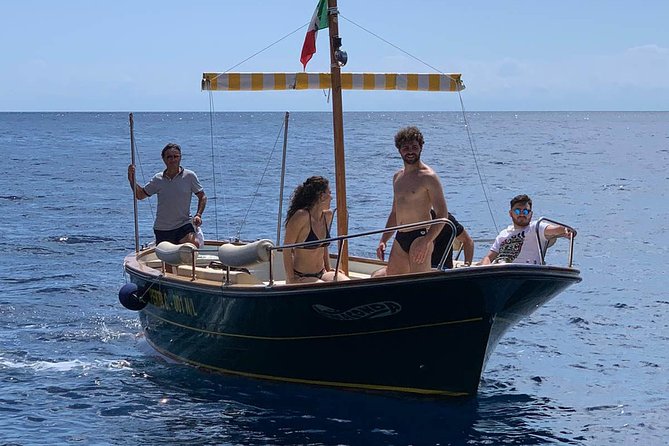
328 0 349 274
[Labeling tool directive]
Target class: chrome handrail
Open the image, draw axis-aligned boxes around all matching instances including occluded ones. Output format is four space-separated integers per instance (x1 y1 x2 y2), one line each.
268 218 454 284
535 217 577 267
435 220 458 271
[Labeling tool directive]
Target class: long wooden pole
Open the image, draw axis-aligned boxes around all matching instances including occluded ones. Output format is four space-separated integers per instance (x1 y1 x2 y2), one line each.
129 113 140 252
327 0 349 274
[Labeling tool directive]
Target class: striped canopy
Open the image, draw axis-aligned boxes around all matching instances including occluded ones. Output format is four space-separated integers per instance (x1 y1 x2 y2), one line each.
202 72 464 92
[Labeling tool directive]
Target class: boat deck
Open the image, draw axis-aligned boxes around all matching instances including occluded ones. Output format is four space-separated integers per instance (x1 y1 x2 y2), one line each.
128 244 472 288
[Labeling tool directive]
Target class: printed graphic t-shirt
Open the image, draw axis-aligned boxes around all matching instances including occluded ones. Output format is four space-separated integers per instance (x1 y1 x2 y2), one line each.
490 220 549 265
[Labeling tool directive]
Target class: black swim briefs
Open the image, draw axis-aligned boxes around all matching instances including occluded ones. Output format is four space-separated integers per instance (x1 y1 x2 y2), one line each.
394 229 427 253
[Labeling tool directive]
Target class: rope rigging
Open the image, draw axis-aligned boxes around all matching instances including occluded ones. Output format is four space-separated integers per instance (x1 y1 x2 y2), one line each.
204 12 499 237
340 13 499 233
219 23 309 76
131 137 155 221
233 116 287 241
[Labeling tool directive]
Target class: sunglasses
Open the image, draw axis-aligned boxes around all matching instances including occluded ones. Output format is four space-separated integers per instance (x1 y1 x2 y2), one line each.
513 208 531 216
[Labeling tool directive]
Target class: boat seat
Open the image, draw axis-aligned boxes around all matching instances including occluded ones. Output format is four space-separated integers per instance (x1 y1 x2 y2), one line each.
217 239 274 267
155 242 198 265
176 265 263 285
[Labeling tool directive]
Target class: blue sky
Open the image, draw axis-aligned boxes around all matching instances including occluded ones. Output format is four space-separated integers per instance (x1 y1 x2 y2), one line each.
2 0 667 111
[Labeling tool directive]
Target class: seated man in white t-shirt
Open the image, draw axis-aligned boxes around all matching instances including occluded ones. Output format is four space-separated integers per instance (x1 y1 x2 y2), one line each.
481 194 576 265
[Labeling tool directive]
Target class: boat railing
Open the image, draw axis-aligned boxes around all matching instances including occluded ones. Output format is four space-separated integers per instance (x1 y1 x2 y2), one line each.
535 217 577 267
267 218 456 284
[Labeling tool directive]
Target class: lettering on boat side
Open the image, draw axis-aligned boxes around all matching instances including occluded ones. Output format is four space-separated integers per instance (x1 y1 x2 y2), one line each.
147 288 197 317
312 301 401 321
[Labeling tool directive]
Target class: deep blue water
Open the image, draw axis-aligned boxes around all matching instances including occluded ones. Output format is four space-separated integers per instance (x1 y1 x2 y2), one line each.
1 111 668 445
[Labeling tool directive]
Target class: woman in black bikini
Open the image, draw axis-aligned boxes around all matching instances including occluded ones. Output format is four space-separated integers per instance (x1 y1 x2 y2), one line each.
283 176 349 284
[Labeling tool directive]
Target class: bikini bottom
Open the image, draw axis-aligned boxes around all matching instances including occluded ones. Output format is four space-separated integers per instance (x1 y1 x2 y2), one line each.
293 268 325 279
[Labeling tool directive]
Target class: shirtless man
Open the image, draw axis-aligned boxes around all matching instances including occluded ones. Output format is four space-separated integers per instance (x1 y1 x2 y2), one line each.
376 126 448 275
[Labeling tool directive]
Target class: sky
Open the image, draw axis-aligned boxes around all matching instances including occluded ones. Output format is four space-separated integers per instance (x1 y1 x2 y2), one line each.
1 0 667 112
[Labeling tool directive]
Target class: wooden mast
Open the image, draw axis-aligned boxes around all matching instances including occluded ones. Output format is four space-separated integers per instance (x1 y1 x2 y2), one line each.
327 0 349 274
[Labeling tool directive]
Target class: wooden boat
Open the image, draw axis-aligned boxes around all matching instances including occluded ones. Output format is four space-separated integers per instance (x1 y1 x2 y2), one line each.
120 0 581 397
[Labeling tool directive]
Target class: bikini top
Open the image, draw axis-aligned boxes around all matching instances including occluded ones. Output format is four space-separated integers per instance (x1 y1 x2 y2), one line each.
301 214 331 249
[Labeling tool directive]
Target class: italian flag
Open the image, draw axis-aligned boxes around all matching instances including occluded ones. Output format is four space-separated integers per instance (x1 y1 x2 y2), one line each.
300 0 329 70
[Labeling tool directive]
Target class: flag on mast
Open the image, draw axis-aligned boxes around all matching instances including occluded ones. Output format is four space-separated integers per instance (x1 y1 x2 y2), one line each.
300 0 329 70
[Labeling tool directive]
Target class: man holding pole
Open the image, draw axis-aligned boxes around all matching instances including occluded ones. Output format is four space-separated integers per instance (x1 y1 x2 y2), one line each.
128 142 206 246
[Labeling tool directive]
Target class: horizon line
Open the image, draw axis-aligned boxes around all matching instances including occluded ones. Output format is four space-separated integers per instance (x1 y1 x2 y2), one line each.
1 109 667 113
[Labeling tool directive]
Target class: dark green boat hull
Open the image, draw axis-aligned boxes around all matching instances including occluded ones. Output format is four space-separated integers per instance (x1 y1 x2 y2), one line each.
127 265 580 396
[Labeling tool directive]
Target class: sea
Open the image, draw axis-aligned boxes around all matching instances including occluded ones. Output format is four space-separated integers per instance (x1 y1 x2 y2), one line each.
0 111 667 445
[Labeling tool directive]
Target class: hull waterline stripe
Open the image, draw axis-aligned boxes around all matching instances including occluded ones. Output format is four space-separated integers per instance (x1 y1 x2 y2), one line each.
142 309 483 341
143 337 469 397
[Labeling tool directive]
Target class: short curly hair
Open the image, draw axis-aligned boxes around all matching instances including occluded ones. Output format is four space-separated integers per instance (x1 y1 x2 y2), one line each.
510 194 532 209
394 126 424 149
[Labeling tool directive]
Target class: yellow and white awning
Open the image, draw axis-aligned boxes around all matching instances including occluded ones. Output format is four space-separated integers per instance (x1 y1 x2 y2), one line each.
202 72 464 92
